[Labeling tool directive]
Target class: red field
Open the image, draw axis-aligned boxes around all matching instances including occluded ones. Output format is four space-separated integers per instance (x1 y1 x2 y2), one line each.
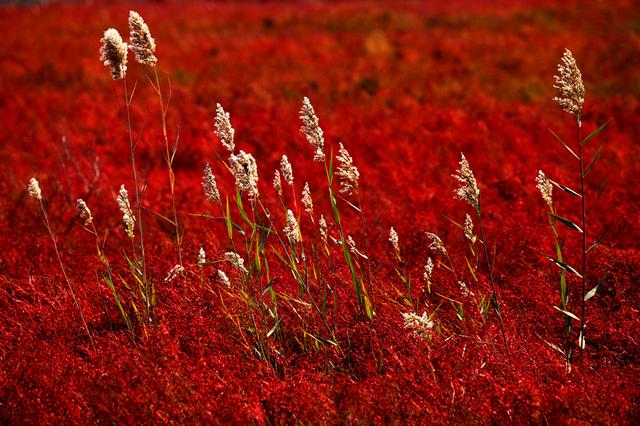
1 1 639 424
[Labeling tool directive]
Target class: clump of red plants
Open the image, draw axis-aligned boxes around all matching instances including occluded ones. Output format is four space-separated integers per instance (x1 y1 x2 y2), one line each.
1 2 639 424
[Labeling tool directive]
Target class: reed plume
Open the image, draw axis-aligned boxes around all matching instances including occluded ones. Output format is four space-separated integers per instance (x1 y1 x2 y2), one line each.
553 49 584 123
203 163 220 203
215 103 235 152
299 97 325 162
100 29 128 80
229 151 259 201
336 142 359 195
128 11 157 67
116 184 135 239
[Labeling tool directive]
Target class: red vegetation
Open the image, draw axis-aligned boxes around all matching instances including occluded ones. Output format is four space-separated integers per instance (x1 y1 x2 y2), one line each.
1 1 639 423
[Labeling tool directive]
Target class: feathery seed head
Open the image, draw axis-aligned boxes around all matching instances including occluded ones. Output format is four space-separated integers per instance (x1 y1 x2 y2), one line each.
27 177 42 200
284 209 300 245
229 150 259 200
389 226 400 255
426 232 448 256
464 214 477 244
424 257 434 282
99 28 128 79
280 155 294 184
346 235 358 255
336 142 360 195
459 280 474 297
553 49 584 121
214 103 235 152
402 311 434 339
319 215 328 244
164 264 185 282
202 163 220 203
224 251 247 273
453 153 480 208
273 170 283 197
535 170 554 210
299 97 325 162
76 199 93 226
116 184 135 239
197 247 206 266
128 11 157 67
217 270 231 287
302 182 314 216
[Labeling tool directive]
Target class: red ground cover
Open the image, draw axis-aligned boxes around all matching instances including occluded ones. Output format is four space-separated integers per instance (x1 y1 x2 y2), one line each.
1 1 639 423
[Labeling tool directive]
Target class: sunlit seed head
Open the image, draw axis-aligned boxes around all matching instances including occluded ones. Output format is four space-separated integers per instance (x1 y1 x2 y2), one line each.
164 264 185 282
128 11 157 67
273 169 283 197
116 184 135 239
76 199 93 226
463 214 477 244
217 269 231 287
426 232 448 257
280 155 294 185
224 251 247 273
27 177 42 200
319 215 328 244
553 49 584 121
229 150 259 201
99 28 128 79
299 97 325 162
197 247 206 266
453 152 480 208
202 163 220 203
302 182 314 216
284 209 300 245
336 142 360 195
535 170 554 210
214 103 235 152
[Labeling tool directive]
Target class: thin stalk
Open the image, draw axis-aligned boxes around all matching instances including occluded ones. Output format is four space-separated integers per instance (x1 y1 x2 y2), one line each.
123 78 150 320
578 116 587 364
153 66 182 267
39 199 95 348
476 204 508 349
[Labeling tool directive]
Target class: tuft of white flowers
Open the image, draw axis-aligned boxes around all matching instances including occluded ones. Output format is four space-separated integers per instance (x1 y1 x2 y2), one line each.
164 264 185 282
453 153 480 209
128 11 157 67
273 170 283 197
202 163 220 203
284 209 300 245
76 199 93 226
214 103 235 152
229 150 259 200
224 251 247 273
319 215 328 244
280 155 294 185
116 184 135 239
217 270 231 287
99 28 128 79
426 232 447 256
553 48 584 122
302 183 313 216
402 311 434 339
197 247 206 266
464 214 477 244
424 257 434 283
535 170 554 210
389 226 400 257
299 97 325 162
336 142 359 195
27 177 42 200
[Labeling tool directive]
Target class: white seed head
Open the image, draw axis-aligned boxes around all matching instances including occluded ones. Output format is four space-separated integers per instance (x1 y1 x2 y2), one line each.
426 232 448 256
76 199 93 226
424 257 434 282
217 269 231 287
578 326 586 349
116 184 135 239
402 311 434 339
284 209 300 245
224 251 247 273
346 235 358 255
273 169 283 197
280 155 294 185
27 177 42 200
319 215 328 244
453 153 480 208
229 150 259 200
553 49 584 120
164 264 185 282
302 182 314 216
299 97 325 162
214 103 235 152
536 170 554 210
128 11 157 67
459 280 474 297
99 28 128 79
197 247 206 266
336 142 360 195
464 214 477 244
202 163 220 202
389 226 400 255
